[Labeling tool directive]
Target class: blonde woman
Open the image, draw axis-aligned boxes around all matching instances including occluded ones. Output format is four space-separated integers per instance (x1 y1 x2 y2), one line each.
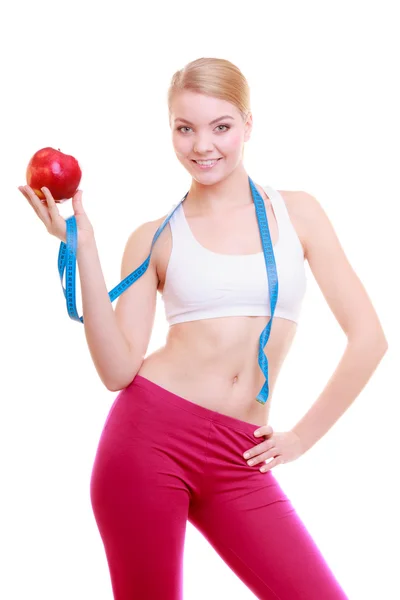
19 58 387 599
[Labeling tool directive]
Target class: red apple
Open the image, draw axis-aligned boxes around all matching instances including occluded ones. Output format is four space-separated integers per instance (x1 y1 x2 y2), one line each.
26 147 82 202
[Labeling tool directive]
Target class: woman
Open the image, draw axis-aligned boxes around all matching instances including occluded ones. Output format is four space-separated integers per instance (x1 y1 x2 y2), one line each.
19 58 387 599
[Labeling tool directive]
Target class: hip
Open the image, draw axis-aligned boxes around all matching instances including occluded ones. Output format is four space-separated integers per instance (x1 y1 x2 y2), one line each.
91 376 282 508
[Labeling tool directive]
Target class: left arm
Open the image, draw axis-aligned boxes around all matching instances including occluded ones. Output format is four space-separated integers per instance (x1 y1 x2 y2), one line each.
289 192 388 454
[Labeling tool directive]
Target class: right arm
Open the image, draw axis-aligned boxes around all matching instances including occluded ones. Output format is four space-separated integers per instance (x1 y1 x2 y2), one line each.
78 220 161 391
18 183 160 392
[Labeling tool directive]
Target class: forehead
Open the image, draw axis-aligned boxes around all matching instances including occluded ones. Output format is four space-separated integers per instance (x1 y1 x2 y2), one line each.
170 90 239 122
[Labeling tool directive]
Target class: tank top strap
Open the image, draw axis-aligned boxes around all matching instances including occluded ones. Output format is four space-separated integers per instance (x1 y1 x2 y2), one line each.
167 200 196 247
262 185 291 225
263 185 305 256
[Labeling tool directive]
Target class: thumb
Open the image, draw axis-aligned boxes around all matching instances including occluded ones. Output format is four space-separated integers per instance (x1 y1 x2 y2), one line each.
72 189 84 214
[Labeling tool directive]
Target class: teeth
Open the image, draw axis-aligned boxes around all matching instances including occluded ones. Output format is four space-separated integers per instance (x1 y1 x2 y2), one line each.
196 159 218 165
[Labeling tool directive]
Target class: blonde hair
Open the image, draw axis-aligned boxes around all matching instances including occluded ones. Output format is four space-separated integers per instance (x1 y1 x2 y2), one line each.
167 57 251 124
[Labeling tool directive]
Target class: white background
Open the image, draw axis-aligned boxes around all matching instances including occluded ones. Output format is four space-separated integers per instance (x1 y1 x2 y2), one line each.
1 1 398 599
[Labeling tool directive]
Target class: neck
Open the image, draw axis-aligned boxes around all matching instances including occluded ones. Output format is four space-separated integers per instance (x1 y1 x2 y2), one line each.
185 163 254 216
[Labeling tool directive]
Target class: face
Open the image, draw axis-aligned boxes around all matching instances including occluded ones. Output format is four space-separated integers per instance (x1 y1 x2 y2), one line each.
169 90 252 184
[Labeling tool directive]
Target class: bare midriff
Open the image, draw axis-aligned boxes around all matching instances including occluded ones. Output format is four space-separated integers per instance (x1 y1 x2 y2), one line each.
137 315 298 426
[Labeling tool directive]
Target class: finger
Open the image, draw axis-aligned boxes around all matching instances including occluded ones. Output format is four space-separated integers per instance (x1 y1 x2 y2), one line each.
243 438 274 460
72 190 83 214
40 186 59 214
22 185 43 206
18 185 36 203
21 185 51 226
18 186 35 209
254 425 273 438
260 456 282 473
25 185 47 203
246 447 275 466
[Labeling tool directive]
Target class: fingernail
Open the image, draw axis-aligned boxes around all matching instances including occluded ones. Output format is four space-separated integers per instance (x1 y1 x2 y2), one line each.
244 453 250 459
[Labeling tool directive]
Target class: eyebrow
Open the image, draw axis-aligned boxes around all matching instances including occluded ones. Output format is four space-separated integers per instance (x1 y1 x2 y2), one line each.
174 115 235 126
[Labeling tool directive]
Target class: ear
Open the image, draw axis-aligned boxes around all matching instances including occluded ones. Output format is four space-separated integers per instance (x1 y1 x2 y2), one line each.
244 112 253 142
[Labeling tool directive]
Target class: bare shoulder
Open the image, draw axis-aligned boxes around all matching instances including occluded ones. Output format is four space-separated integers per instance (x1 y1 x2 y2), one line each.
126 211 173 292
278 188 347 262
130 213 169 239
280 190 339 257
277 189 342 253
277 189 307 218
125 213 170 252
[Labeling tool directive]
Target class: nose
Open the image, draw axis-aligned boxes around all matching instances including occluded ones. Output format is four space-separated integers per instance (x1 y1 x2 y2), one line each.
193 133 215 154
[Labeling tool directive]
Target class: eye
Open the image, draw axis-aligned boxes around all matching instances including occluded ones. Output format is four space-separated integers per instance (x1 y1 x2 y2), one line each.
177 124 231 133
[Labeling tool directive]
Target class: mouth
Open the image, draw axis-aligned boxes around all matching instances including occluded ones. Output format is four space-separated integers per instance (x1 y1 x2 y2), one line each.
191 158 222 169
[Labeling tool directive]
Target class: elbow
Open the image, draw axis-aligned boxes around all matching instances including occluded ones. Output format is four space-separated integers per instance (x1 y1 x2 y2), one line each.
380 339 389 358
104 362 143 392
376 339 388 367
101 353 144 392
105 375 137 393
105 382 123 392
373 332 389 356
102 376 122 392
348 330 388 356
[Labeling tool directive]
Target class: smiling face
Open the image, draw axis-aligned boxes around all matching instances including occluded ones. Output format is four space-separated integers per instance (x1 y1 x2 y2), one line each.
170 90 252 185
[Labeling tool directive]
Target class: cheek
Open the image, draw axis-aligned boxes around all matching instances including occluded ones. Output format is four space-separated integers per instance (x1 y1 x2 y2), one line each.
220 132 243 154
172 133 190 158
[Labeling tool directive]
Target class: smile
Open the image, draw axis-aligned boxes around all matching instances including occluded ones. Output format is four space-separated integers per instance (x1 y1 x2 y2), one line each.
192 158 222 169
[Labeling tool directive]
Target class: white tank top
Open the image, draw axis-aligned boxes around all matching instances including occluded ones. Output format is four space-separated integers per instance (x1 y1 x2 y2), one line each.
161 185 307 325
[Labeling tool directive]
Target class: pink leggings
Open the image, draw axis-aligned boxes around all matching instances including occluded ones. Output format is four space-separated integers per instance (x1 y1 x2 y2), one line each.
90 375 348 599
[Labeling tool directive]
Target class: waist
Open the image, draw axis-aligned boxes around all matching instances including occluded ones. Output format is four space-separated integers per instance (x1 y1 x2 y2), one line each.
136 316 296 423
137 353 272 426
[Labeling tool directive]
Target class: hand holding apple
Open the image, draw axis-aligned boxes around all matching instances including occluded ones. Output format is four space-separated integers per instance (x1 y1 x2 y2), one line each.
18 184 94 246
19 147 93 245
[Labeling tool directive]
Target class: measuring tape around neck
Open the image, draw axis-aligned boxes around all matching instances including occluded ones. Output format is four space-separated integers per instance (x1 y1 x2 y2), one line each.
57 176 278 404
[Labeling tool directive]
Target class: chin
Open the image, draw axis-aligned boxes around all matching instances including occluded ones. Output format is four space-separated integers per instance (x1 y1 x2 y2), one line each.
193 172 227 186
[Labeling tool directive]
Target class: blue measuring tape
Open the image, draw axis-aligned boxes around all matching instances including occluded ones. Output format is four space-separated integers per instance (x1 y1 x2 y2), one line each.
57 176 278 404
